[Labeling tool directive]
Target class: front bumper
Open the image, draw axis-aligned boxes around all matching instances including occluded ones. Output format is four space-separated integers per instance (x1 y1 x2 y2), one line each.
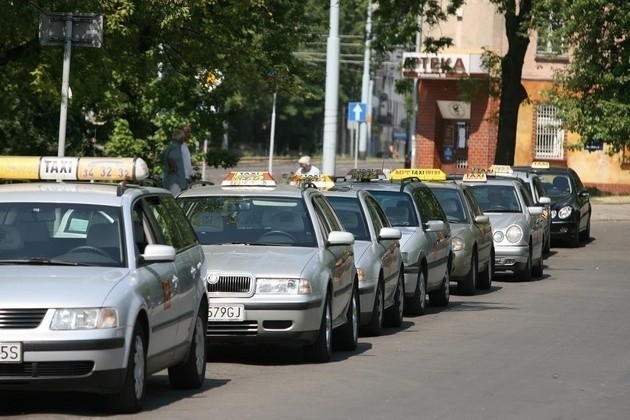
206 295 324 345
550 219 579 241
494 244 530 272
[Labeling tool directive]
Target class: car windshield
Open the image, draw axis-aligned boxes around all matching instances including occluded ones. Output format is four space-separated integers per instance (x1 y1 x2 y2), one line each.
431 188 468 223
468 185 523 213
365 191 419 227
0 203 124 267
538 174 572 196
326 196 370 241
179 196 317 247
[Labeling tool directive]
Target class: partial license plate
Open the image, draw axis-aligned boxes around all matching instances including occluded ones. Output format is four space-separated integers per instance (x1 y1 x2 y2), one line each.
0 342 22 363
208 305 244 321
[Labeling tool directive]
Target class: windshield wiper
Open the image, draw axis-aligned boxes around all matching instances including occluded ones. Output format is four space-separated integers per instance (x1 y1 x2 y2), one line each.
0 258 90 266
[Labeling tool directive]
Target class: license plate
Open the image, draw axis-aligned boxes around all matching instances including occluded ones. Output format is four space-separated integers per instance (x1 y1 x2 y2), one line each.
208 305 244 321
0 342 22 363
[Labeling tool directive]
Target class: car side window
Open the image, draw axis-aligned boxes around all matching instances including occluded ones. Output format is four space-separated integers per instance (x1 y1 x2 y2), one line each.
519 185 535 207
366 195 387 230
462 188 484 218
143 195 187 250
570 170 585 192
414 187 447 223
313 195 343 232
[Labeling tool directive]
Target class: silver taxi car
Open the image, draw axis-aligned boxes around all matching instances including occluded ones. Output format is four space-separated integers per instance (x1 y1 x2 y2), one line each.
323 188 404 336
0 157 207 413
177 172 359 363
336 169 452 316
461 173 546 281
426 180 494 295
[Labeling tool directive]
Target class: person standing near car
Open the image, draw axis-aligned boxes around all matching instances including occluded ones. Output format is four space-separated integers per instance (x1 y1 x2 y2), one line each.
162 129 188 196
295 155 320 176
181 124 193 184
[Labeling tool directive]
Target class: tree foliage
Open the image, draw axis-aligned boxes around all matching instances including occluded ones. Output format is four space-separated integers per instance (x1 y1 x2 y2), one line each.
543 0 630 154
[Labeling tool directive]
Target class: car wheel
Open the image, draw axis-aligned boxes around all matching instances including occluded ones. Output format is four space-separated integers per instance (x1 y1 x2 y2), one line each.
515 246 533 282
543 231 551 254
168 309 207 389
333 282 359 351
429 268 450 307
303 292 332 363
579 216 591 241
361 280 383 337
458 253 477 296
384 270 404 328
532 249 544 278
477 249 494 290
404 269 426 316
105 321 147 414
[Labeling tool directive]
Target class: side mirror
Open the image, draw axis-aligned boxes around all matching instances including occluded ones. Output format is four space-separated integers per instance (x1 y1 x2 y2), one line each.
378 227 402 240
140 244 176 263
327 231 355 246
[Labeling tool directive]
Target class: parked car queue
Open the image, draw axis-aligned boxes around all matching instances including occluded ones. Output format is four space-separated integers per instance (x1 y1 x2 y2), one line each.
0 156 591 414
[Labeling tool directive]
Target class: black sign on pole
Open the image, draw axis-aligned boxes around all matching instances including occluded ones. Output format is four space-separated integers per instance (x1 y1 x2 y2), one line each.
39 12 103 48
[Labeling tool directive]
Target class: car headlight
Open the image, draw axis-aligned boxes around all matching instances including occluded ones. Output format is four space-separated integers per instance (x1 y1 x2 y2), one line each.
256 278 312 294
493 231 504 243
452 237 465 252
50 308 118 330
506 225 523 243
557 205 573 219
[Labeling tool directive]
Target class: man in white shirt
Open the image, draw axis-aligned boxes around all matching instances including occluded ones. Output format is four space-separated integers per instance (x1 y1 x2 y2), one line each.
295 155 320 176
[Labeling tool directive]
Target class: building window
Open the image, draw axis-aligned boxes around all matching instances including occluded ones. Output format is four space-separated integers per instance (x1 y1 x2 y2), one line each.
535 104 564 160
536 14 568 59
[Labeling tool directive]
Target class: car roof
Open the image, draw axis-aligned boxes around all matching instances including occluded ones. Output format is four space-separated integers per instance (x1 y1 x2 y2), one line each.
178 183 316 199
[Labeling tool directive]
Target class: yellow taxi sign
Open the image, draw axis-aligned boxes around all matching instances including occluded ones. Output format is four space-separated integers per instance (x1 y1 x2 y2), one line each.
0 156 149 181
531 161 550 169
289 174 336 190
470 167 496 175
489 164 513 174
389 168 447 181
462 172 487 182
221 171 276 187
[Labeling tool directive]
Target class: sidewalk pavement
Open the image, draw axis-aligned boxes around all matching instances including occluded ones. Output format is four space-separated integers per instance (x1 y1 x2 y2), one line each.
591 203 630 221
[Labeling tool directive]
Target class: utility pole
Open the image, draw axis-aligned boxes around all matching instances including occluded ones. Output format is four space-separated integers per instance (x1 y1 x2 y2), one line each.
358 0 373 160
321 0 340 176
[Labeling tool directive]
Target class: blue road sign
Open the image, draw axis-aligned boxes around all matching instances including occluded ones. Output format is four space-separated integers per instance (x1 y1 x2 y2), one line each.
348 102 367 122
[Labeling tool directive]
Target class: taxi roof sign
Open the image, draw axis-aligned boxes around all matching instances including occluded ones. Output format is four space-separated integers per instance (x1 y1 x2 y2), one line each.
489 164 513 174
289 174 336 190
462 172 487 182
346 168 388 181
0 156 149 181
389 168 447 181
221 171 276 187
531 161 550 169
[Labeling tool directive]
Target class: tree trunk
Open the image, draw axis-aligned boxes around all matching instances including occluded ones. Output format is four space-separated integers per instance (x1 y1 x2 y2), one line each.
494 1 532 165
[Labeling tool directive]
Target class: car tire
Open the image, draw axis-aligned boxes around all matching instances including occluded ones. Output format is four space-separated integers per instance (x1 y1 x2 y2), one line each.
478 249 494 290
168 309 207 389
333 282 359 351
404 269 426 316
105 321 147 414
429 268 450 307
384 270 404 328
303 292 332 363
515 246 533 282
579 216 591 241
458 253 477 296
543 231 551 254
361 280 383 337
532 251 544 278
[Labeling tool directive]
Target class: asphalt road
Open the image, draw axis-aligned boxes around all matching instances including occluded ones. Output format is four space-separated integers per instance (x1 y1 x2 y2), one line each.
1 207 629 419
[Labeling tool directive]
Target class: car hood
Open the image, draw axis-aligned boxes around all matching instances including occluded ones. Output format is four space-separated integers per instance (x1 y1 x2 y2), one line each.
396 226 419 250
549 193 576 209
0 266 129 308
486 213 526 230
202 245 318 277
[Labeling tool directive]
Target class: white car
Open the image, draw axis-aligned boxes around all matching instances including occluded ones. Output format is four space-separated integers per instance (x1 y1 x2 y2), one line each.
177 172 359 363
461 174 546 281
0 156 207 413
323 188 404 336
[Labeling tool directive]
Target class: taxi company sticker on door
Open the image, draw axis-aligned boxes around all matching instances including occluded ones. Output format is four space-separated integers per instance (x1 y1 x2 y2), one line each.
161 280 172 309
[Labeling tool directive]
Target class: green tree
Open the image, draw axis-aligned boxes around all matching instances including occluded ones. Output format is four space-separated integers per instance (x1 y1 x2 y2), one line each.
544 0 630 154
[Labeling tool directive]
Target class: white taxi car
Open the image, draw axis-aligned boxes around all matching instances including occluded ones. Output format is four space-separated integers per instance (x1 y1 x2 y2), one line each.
177 172 359 363
460 172 546 281
0 156 207 413
323 187 404 336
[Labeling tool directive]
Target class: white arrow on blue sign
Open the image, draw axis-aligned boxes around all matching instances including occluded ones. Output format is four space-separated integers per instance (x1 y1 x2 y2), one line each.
348 102 367 122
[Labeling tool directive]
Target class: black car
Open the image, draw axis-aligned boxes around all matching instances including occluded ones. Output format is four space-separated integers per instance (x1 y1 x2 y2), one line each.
512 164 591 247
